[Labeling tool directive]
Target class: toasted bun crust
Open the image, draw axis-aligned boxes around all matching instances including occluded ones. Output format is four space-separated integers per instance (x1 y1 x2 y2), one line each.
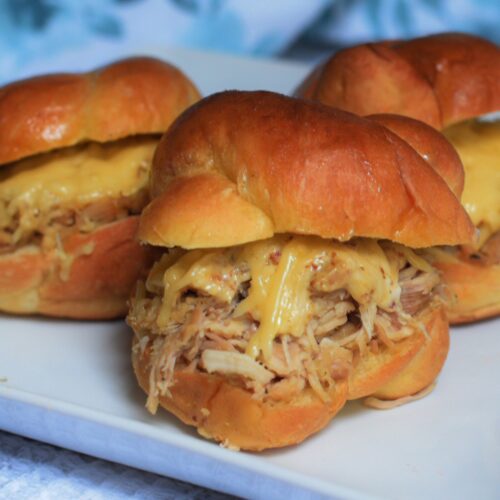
348 305 447 399
0 217 156 319
131 306 446 448
434 256 500 323
367 114 465 197
0 57 201 164
132 340 348 451
139 91 474 249
296 33 500 129
369 306 449 399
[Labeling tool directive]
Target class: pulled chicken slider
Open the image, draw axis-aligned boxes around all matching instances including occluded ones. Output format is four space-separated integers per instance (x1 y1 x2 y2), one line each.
295 33 500 323
128 91 475 450
0 57 200 318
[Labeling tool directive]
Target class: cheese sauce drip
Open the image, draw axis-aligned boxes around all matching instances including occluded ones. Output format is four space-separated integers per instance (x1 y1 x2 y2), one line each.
444 120 500 248
157 235 405 360
0 137 157 233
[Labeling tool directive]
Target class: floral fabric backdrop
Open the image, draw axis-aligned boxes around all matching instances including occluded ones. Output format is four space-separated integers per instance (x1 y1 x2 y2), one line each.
1 0 499 84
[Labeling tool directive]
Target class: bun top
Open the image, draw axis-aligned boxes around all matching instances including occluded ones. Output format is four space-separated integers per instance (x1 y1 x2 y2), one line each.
296 33 500 129
0 57 201 164
139 91 474 249
367 113 465 197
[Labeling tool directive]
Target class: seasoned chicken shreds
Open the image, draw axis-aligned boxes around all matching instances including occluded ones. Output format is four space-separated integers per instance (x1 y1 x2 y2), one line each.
0 189 148 254
399 266 441 315
127 237 442 409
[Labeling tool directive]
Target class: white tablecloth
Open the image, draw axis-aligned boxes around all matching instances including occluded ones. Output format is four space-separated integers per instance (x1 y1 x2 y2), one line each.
0 431 230 499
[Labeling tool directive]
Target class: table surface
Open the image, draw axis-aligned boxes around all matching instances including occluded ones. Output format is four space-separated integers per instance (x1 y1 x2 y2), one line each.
0 430 233 499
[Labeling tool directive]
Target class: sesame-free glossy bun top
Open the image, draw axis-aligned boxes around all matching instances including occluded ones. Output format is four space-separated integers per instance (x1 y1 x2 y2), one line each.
139 91 474 249
296 33 500 129
0 57 201 164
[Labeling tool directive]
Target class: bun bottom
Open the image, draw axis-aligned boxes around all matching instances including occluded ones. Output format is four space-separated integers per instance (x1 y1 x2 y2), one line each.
435 259 500 324
132 344 348 451
371 306 449 400
0 217 154 319
348 306 448 399
131 306 448 450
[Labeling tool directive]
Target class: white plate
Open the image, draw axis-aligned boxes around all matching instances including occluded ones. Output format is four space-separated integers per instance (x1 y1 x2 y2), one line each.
1 49 499 500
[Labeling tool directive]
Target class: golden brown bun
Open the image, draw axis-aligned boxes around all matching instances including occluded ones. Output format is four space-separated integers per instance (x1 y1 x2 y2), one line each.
296 33 500 129
131 306 446 448
433 232 500 323
367 114 465 197
0 57 201 164
140 173 274 248
434 256 500 324
132 339 348 451
348 305 448 399
139 91 474 249
0 217 156 319
369 306 449 399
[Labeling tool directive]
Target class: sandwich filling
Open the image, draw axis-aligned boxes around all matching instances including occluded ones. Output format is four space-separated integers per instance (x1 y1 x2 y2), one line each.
444 119 500 254
128 235 442 412
0 136 158 255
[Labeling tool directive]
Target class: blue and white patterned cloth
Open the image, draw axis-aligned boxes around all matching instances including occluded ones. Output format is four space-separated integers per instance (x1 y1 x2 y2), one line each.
1 0 499 84
0 431 229 499
0 0 327 83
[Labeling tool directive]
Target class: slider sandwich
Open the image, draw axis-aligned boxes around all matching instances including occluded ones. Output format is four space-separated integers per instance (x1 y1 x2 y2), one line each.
296 33 500 323
0 57 200 318
127 91 474 450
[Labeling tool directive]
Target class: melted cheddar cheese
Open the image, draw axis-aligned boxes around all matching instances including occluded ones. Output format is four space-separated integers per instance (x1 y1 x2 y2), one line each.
158 251 235 324
444 120 500 248
0 136 157 221
156 235 406 360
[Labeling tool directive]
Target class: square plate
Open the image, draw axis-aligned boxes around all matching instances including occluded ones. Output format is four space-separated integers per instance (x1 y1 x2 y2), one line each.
0 48 499 500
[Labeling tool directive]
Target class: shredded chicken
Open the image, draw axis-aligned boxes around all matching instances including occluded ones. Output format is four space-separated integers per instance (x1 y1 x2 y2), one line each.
363 382 437 409
0 189 148 254
399 267 441 315
127 240 442 410
202 350 275 385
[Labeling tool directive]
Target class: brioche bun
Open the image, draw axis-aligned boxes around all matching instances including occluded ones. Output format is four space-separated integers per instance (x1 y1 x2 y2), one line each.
127 92 473 449
0 57 200 164
132 338 348 451
140 91 474 249
0 217 158 319
361 306 449 400
367 114 465 197
433 253 500 323
296 33 500 130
